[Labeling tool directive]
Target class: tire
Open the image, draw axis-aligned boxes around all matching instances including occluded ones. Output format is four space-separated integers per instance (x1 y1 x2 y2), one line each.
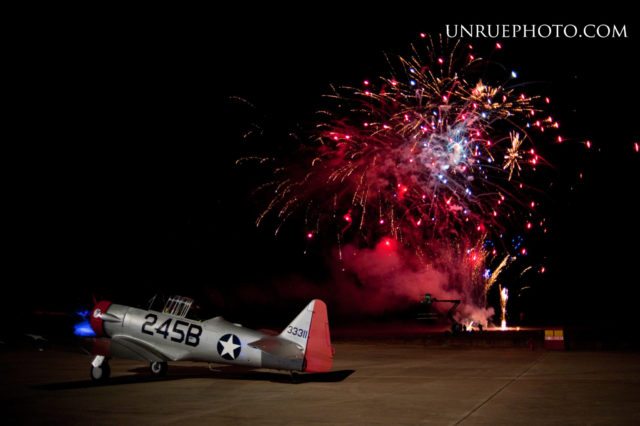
90 362 110 382
150 361 168 376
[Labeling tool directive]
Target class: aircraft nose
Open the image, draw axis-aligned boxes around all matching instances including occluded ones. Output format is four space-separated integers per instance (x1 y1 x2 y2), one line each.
89 300 112 337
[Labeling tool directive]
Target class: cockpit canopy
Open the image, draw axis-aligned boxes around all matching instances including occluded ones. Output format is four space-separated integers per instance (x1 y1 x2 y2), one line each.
162 295 194 318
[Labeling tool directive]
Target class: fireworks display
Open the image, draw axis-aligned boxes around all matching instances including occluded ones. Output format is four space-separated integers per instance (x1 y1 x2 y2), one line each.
499 285 509 330
241 35 567 324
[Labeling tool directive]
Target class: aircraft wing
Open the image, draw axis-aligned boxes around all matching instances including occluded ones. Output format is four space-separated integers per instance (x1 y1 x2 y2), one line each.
248 336 304 360
110 335 189 362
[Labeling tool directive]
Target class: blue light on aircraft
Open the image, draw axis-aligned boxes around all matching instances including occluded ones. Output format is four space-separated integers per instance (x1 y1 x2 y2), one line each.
74 320 96 337
74 311 95 337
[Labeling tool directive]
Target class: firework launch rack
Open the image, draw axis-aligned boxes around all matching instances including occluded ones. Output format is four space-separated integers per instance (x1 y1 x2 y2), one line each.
417 293 465 333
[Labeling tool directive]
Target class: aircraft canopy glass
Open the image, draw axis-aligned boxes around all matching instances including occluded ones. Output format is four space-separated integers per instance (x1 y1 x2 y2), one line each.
162 295 194 318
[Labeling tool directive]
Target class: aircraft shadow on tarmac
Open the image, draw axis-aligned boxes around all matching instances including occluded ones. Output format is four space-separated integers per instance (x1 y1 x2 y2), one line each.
33 365 355 390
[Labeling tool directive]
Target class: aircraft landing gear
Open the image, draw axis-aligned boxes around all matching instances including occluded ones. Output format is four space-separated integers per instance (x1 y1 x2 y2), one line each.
150 361 168 376
90 355 110 382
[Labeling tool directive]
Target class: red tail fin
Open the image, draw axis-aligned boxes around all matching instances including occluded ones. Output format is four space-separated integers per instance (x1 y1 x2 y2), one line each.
303 299 333 373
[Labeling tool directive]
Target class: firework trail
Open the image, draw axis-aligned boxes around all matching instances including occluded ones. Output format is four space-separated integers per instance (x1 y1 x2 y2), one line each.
484 254 512 294
241 34 562 322
499 285 509 330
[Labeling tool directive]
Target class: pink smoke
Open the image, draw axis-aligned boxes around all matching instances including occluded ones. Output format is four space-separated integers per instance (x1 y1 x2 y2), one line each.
213 241 495 326
336 243 495 325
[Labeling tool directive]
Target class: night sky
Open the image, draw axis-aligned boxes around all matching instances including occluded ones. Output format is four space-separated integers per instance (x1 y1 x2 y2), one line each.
8 10 640 334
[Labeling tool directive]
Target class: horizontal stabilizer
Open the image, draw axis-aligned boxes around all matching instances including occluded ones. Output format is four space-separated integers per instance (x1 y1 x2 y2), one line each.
248 337 304 359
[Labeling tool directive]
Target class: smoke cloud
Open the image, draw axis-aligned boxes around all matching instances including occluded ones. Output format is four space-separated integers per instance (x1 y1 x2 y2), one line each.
221 241 495 326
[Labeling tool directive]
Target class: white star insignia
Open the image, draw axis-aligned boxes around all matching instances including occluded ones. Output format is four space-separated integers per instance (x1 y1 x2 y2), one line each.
219 335 240 359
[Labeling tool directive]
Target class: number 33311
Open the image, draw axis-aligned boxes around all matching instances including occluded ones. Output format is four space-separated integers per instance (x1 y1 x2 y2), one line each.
286 326 308 339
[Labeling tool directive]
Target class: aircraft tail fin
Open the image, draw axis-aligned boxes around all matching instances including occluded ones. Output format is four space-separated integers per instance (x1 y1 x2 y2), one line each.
279 299 333 373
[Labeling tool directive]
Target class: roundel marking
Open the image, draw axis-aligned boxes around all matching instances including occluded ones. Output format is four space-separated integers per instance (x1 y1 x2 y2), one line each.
217 334 242 360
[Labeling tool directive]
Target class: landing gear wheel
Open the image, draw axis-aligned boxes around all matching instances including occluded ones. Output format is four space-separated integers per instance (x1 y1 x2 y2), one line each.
90 362 110 382
150 361 168 376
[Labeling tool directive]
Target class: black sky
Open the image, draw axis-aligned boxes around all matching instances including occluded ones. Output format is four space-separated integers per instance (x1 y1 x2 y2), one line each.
8 9 640 331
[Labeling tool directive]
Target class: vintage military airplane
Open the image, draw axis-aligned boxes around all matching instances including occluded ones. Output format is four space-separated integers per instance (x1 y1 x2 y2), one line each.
86 296 333 381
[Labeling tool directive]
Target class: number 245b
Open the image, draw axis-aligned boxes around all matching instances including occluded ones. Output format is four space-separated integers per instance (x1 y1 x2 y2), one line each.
141 314 202 347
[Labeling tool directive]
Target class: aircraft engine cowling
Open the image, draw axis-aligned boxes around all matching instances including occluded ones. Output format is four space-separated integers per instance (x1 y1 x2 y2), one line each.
89 301 113 337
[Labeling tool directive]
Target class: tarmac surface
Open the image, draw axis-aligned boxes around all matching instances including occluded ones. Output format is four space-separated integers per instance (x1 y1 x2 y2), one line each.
3 343 640 425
